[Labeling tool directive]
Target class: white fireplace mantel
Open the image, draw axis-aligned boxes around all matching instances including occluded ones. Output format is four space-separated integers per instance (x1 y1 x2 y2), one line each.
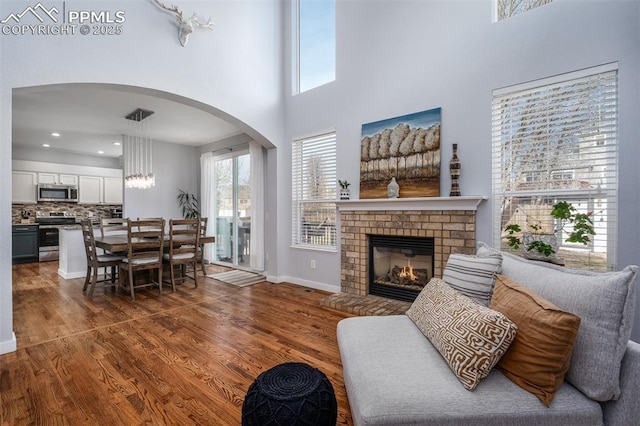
336 196 487 212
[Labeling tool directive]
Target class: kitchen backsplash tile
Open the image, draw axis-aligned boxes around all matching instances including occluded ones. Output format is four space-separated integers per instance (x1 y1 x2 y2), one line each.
12 203 123 224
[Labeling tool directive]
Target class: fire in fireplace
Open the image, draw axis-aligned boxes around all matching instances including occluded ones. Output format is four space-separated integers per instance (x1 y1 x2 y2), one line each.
368 235 435 302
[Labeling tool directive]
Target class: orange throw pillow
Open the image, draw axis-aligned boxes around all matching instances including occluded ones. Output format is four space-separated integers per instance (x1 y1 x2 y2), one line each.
489 275 581 407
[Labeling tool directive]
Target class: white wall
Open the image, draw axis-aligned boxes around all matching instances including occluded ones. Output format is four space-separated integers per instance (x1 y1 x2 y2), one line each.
124 139 200 221
0 0 283 354
280 1 640 340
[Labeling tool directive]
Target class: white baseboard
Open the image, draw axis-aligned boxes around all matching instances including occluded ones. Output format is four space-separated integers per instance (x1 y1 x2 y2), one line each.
58 269 87 280
57 267 112 280
0 332 17 355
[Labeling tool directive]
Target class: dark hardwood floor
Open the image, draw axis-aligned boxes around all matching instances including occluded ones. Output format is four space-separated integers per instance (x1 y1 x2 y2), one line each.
1 261 354 425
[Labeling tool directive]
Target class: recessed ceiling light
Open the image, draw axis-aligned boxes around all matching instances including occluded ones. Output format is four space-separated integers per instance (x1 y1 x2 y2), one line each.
98 150 104 154
51 132 60 137
113 142 121 146
42 143 50 148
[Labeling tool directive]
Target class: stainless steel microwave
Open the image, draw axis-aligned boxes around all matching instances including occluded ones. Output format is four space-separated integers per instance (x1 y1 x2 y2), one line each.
37 184 79 202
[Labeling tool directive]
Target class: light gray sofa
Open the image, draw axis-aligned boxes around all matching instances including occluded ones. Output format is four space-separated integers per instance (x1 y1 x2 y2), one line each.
337 243 639 426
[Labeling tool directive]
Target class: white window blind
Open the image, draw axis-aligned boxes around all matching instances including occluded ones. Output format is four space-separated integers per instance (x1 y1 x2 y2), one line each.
491 64 618 270
292 131 337 250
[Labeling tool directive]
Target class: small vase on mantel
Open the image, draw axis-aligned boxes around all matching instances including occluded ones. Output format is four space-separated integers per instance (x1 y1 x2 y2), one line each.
449 143 461 197
387 177 399 198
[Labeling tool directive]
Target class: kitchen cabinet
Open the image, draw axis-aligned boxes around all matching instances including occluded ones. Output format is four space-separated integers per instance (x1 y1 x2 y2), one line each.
12 224 39 264
79 176 123 204
12 171 38 203
103 177 123 204
78 175 103 204
12 161 122 205
38 172 78 185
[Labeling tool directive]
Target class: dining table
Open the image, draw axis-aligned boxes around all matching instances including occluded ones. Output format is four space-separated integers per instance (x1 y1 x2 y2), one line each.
94 234 215 253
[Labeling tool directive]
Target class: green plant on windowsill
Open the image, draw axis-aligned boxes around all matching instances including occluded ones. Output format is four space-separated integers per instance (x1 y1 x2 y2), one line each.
504 201 596 258
338 180 351 200
177 189 200 219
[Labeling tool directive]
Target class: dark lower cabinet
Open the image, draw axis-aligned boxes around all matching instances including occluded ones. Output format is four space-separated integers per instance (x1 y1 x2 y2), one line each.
12 224 39 264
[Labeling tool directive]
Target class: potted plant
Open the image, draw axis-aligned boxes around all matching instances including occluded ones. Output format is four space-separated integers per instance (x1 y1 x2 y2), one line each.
338 180 351 200
177 189 200 219
504 201 595 261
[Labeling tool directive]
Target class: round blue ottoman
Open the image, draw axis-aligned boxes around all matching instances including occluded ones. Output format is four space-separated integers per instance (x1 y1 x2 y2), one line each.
242 362 337 426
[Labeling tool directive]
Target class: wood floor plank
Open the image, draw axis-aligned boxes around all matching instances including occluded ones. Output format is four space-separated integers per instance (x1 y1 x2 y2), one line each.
2 262 355 425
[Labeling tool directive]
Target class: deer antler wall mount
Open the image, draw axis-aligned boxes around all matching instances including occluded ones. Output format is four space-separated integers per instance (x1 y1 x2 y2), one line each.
152 0 214 47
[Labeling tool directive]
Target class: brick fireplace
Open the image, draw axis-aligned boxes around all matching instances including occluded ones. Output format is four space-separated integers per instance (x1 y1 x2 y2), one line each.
338 197 486 301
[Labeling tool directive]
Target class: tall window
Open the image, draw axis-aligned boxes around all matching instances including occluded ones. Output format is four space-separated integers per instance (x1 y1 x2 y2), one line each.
495 0 552 21
294 0 336 94
492 64 618 270
292 131 337 250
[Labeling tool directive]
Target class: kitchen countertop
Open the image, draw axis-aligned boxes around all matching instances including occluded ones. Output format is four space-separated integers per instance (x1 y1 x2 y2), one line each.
12 221 101 229
59 225 83 230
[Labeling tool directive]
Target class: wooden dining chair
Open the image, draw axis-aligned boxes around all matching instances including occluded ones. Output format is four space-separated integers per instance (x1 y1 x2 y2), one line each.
197 217 208 275
163 219 201 292
81 219 125 296
100 218 128 237
119 218 165 301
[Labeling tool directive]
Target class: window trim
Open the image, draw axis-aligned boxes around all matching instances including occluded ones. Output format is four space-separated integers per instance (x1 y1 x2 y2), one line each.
291 130 338 252
292 0 336 95
292 0 301 94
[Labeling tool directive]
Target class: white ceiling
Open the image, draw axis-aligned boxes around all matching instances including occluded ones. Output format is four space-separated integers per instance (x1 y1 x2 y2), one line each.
12 84 243 158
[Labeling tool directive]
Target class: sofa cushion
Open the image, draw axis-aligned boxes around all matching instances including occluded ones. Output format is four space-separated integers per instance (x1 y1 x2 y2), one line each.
406 278 517 390
489 274 581 406
337 315 603 426
477 241 638 402
442 253 502 306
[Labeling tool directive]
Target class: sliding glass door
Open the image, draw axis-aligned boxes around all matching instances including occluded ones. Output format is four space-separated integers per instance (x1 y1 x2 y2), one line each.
213 152 251 268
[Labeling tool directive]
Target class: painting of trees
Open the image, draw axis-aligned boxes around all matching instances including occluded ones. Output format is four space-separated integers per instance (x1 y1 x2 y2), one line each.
360 108 441 198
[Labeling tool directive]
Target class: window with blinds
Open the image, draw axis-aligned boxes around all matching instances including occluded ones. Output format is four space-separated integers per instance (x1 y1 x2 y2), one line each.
292 131 337 250
491 64 618 271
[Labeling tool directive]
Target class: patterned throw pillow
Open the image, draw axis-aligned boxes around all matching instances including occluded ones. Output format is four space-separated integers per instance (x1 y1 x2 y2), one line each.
490 275 581 407
406 278 517 391
442 253 503 306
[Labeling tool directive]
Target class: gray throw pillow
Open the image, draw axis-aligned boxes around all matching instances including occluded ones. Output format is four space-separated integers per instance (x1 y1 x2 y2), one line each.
442 253 503 306
477 241 638 402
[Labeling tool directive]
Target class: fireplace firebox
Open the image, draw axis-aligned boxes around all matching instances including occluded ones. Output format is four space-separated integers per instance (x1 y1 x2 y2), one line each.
368 235 435 302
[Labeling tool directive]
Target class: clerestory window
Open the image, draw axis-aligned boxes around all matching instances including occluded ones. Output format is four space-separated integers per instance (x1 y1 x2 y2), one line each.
293 0 336 94
495 0 553 21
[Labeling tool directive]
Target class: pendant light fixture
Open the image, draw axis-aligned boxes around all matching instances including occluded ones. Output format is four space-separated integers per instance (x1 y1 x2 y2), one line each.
124 108 155 189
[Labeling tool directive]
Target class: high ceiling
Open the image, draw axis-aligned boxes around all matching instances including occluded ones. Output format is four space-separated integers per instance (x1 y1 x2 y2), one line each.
12 84 243 159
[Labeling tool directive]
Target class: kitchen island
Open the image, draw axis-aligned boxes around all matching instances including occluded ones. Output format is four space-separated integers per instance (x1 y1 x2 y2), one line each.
58 227 88 279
